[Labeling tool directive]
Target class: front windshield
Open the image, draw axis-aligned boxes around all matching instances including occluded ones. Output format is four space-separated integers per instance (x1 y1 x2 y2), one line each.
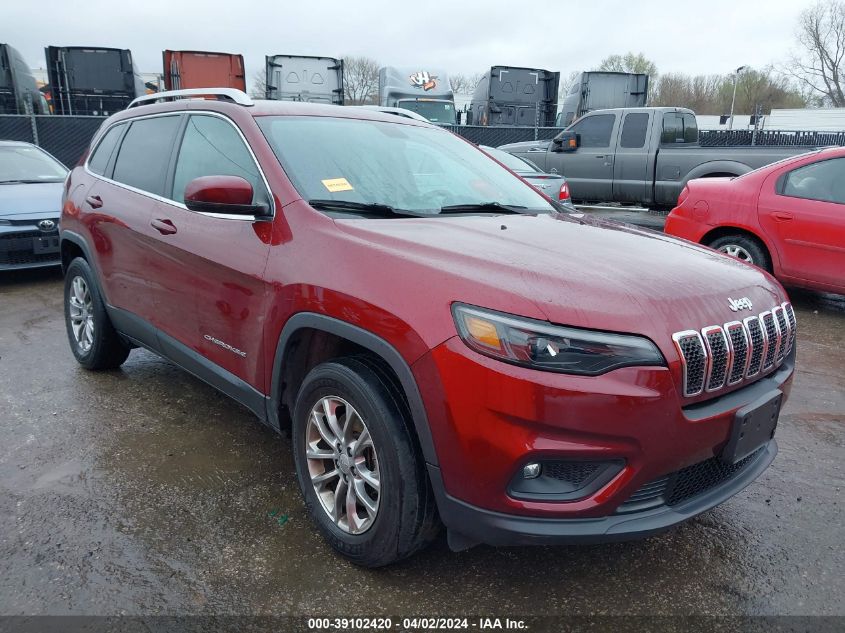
484 147 540 173
0 145 68 183
396 100 456 124
257 116 557 216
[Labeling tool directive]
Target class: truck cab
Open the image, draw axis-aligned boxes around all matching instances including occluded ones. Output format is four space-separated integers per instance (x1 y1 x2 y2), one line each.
503 107 806 207
378 66 456 125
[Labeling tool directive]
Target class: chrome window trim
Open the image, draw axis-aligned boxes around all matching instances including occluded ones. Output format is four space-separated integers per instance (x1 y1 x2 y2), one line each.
83 110 275 221
701 325 730 393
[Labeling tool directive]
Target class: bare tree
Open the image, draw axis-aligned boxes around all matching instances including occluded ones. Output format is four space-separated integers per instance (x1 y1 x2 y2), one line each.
343 56 380 105
788 0 845 106
651 68 806 114
449 73 483 95
250 70 267 99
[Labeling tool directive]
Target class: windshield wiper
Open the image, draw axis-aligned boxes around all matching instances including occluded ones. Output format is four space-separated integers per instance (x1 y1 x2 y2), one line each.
438 202 528 215
307 199 421 218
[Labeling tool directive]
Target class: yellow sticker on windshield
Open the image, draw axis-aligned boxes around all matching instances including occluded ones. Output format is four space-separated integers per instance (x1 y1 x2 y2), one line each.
321 177 353 192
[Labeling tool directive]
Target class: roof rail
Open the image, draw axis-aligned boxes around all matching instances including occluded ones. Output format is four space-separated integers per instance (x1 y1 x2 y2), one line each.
128 88 254 109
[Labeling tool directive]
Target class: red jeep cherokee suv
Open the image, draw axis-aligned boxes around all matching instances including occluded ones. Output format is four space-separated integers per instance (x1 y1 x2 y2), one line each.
60 89 796 567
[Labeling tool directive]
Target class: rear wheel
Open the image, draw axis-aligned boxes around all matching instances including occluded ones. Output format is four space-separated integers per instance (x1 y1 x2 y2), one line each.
64 257 130 369
291 357 439 567
707 234 771 272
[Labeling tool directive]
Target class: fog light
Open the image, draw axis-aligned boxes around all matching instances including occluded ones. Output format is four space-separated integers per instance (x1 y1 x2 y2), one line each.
523 463 541 479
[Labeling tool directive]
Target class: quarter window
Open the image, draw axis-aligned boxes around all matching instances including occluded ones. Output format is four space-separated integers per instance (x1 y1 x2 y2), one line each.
781 158 845 204
112 116 182 195
619 113 649 149
171 115 263 204
569 114 615 148
88 123 124 176
661 113 698 144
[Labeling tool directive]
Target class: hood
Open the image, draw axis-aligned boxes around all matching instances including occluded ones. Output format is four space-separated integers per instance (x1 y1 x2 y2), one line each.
498 140 551 153
336 212 786 359
0 182 64 217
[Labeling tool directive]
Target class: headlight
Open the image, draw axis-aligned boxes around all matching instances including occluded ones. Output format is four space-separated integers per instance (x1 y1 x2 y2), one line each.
452 303 665 375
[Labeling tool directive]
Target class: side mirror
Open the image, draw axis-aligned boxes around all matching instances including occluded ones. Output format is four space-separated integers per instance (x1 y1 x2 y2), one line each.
184 175 269 216
552 131 579 152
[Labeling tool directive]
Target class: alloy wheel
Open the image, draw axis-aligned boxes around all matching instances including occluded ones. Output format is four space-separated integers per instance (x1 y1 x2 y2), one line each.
305 396 381 534
68 275 95 353
718 244 754 264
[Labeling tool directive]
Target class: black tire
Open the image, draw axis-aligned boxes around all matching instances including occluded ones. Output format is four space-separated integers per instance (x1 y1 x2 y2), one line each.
292 357 440 567
707 234 772 272
63 257 130 370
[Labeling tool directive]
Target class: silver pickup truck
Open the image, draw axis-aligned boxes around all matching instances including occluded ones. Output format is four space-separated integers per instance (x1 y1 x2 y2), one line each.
499 107 809 208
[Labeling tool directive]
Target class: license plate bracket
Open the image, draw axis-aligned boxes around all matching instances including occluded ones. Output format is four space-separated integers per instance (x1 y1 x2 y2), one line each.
721 390 782 464
32 235 59 255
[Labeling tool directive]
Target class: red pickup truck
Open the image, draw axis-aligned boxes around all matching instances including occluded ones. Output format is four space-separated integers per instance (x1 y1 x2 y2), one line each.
60 89 796 566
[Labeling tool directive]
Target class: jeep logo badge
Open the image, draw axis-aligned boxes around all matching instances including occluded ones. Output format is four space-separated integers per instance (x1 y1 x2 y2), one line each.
727 296 753 312
38 219 56 231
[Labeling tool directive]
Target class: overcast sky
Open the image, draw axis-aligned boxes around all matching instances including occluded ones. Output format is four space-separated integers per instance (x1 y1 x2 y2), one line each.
7 0 819 89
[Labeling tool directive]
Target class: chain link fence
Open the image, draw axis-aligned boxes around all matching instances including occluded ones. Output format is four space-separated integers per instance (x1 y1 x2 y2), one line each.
1 114 844 169
0 114 105 167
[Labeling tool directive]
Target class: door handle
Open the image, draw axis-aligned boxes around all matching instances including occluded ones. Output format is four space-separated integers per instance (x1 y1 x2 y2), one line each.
595 155 605 159
151 218 177 235
85 195 103 209
772 212 794 221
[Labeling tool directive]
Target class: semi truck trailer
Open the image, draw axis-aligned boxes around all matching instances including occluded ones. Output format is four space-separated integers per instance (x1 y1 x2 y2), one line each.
469 66 559 127
163 50 246 92
264 55 344 104
45 46 144 116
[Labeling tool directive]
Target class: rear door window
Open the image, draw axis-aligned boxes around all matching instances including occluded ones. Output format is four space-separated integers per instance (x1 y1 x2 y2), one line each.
170 114 264 204
619 113 649 148
569 114 615 148
112 115 182 195
87 123 124 176
780 158 845 204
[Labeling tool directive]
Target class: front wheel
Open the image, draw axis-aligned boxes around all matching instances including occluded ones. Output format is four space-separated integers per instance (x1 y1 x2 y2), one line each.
291 357 439 567
707 234 772 272
64 257 130 369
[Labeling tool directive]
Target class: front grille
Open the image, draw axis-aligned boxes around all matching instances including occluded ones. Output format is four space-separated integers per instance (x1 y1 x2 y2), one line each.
761 311 778 370
773 307 788 364
744 316 765 377
543 461 601 485
673 332 707 396
703 326 729 391
673 303 794 399
0 231 60 266
668 448 763 505
783 302 797 355
725 322 748 385
617 447 765 513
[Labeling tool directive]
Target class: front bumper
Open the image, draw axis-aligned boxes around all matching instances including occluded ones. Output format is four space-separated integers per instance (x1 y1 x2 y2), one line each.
0 222 61 270
431 440 776 548
413 336 793 547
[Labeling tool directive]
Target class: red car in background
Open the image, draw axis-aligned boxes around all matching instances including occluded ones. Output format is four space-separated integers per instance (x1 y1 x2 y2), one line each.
665 146 845 295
